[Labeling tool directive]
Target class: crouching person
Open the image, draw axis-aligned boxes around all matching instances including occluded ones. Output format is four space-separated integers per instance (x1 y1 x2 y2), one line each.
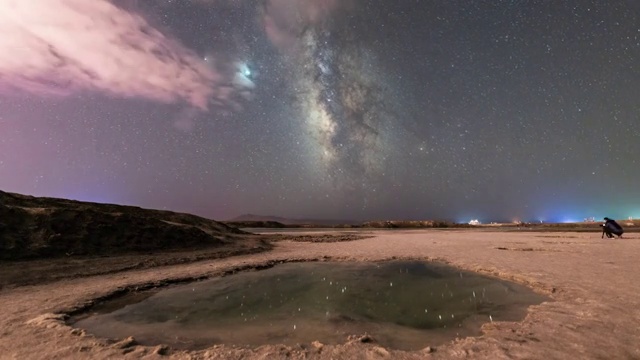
602 217 624 239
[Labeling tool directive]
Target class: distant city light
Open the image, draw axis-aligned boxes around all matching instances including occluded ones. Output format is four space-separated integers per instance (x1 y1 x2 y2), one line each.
561 218 578 224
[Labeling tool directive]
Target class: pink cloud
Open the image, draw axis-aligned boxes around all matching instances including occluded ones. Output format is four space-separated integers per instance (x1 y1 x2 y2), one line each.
261 0 348 51
0 0 225 110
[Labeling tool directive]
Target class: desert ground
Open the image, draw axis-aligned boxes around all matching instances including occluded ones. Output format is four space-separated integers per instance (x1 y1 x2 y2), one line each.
1 229 639 359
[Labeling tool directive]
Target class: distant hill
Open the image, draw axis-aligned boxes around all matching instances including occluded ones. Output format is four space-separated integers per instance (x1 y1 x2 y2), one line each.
224 221 286 228
361 220 460 228
228 214 360 226
0 190 249 260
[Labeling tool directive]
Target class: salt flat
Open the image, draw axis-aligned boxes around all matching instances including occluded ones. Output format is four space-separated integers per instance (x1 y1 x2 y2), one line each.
1 230 638 359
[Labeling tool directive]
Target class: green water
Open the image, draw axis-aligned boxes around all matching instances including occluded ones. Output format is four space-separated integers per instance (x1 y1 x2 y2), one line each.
73 261 547 350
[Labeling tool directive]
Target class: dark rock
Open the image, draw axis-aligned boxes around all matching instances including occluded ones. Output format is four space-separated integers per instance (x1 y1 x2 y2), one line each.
0 190 247 260
348 334 375 343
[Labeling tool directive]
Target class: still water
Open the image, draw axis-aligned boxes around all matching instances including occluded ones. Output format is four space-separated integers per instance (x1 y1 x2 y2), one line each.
73 261 547 350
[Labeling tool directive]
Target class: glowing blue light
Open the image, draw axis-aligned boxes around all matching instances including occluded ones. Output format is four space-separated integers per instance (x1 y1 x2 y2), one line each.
561 218 578 224
237 62 252 78
232 61 256 89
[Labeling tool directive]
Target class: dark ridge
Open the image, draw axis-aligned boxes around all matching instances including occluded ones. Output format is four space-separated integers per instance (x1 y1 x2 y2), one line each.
0 190 248 261
228 214 359 226
224 221 286 228
361 220 465 228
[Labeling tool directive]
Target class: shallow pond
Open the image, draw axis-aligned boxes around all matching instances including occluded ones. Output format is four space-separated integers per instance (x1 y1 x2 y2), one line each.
73 261 547 350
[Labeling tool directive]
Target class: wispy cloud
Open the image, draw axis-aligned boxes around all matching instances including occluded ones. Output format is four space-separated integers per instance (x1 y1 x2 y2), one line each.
261 0 348 51
0 0 225 110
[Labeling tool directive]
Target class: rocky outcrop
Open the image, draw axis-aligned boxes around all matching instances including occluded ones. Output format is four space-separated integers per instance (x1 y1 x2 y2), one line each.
0 190 246 260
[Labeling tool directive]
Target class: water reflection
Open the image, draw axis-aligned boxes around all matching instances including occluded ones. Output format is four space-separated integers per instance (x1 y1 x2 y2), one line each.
73 261 547 350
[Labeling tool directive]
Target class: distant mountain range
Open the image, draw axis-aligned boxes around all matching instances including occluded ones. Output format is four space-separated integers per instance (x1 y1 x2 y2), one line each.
227 214 360 226
225 215 470 229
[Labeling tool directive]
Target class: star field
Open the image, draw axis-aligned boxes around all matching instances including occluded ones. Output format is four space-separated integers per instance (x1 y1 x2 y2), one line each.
0 0 638 223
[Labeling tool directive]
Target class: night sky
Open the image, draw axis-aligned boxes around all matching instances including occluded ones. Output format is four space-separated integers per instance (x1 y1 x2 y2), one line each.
1 0 638 223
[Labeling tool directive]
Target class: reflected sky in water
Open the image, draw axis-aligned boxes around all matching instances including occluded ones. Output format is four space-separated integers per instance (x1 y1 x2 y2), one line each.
74 261 547 350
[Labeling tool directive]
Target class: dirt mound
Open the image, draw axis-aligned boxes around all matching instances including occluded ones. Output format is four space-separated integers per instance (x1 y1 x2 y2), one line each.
0 191 247 260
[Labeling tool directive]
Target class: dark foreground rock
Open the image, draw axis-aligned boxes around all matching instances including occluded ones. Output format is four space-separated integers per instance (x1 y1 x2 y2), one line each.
0 190 249 260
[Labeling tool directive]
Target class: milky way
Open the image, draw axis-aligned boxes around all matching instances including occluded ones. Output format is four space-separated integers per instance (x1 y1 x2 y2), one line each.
0 0 638 222
291 27 396 189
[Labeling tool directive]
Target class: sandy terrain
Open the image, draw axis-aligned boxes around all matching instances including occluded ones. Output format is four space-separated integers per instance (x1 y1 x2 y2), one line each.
1 230 639 359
